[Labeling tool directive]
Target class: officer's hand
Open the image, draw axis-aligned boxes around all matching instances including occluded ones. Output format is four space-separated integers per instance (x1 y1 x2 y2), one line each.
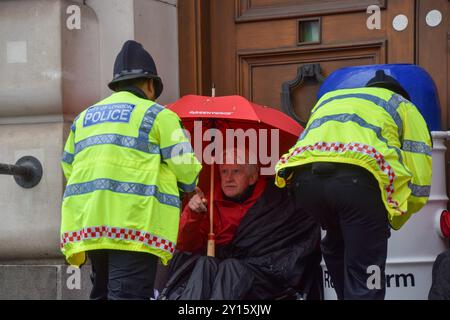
188 187 208 213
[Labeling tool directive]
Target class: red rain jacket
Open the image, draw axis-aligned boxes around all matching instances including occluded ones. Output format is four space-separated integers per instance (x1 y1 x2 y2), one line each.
177 177 268 253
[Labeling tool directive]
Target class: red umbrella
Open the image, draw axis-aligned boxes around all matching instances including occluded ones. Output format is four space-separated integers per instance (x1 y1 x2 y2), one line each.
167 95 303 256
168 95 301 166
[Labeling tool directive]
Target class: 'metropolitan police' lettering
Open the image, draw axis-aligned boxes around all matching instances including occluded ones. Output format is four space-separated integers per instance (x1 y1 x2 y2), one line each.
84 103 135 127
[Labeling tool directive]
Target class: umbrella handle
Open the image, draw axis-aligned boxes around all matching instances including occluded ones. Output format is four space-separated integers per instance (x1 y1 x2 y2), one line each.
207 158 215 257
207 234 215 257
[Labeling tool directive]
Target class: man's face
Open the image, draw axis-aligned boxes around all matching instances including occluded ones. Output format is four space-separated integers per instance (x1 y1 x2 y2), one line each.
219 164 257 199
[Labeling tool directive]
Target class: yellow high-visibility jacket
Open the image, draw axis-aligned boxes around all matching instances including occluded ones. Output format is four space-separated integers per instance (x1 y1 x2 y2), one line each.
275 87 432 230
61 91 202 266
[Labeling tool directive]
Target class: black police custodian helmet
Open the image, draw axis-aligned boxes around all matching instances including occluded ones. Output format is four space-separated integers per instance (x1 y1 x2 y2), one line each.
108 40 164 99
365 70 411 101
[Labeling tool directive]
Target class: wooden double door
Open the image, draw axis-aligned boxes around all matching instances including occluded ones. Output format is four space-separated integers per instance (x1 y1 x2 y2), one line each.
179 0 449 130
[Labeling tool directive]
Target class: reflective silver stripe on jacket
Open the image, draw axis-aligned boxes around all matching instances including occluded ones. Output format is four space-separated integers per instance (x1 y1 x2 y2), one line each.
63 178 180 208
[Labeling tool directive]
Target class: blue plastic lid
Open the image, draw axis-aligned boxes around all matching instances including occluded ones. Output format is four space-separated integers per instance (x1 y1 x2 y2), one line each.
318 64 441 131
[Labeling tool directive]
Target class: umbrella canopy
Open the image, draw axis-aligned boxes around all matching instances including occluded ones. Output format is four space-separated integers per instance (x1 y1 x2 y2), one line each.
168 95 300 137
167 95 302 179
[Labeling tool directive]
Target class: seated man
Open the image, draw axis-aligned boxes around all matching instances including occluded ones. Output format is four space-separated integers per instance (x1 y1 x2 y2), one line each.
159 149 322 300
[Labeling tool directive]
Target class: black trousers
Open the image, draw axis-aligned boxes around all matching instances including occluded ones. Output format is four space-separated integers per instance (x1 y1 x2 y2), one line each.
293 162 390 300
88 249 158 300
178 256 255 300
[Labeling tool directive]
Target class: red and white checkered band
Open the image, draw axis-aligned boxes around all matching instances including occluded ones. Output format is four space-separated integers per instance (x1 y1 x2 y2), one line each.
60 226 175 254
280 142 400 209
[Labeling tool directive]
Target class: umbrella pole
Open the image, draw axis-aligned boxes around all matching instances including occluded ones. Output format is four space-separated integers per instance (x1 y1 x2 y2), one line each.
207 158 215 257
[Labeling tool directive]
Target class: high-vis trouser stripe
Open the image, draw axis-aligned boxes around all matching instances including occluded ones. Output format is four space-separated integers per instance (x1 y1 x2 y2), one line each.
280 141 402 211
60 226 175 254
63 178 180 208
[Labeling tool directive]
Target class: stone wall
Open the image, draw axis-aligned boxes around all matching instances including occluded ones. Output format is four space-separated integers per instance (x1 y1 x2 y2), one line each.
0 0 179 300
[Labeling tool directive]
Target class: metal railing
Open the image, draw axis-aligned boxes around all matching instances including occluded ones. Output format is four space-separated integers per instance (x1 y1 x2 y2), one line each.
0 156 43 188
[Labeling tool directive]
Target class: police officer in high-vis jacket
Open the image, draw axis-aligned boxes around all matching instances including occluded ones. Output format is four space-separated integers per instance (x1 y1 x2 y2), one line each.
60 40 202 300
275 70 432 300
